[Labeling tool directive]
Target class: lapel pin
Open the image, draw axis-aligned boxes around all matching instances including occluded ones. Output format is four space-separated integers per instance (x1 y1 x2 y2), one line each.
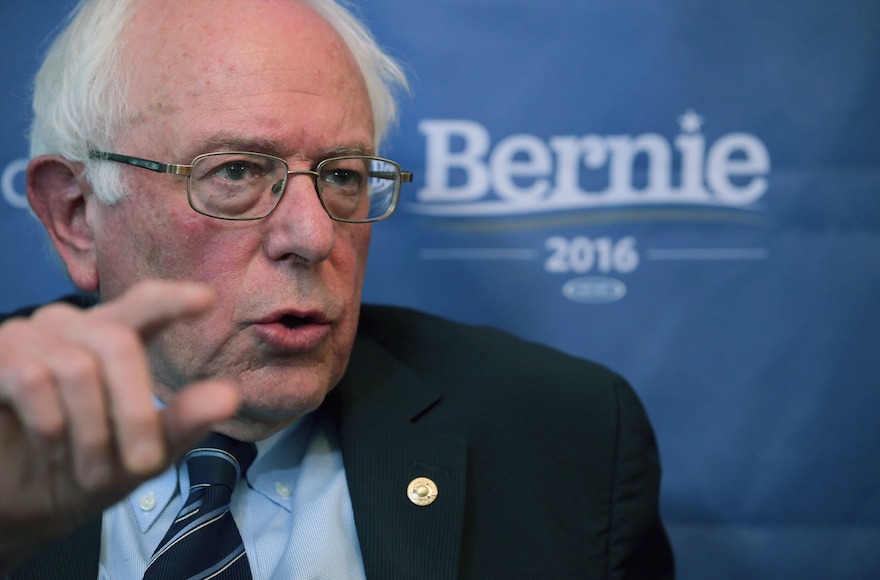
407 477 438 506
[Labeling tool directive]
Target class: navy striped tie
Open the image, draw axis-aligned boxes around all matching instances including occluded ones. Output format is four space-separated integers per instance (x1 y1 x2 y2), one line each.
143 433 257 580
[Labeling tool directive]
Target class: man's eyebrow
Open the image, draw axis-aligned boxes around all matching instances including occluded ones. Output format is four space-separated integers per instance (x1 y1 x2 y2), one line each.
199 134 287 156
319 143 376 158
196 134 375 159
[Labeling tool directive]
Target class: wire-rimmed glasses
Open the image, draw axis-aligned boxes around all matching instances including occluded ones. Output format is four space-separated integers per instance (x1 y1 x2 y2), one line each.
89 150 412 223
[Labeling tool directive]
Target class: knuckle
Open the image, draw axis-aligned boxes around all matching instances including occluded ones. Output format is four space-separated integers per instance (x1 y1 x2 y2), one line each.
58 350 102 387
0 319 39 355
5 363 66 440
30 302 79 324
0 316 28 335
4 359 53 396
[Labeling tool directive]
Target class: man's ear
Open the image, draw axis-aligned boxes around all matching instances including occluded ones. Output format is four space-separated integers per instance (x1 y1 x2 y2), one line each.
26 155 99 292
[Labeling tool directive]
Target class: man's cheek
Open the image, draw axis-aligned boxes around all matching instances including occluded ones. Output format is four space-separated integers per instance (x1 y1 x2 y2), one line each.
147 226 241 282
337 226 371 278
147 312 228 388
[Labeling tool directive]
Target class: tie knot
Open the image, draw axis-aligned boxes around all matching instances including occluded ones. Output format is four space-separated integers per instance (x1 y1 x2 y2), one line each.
184 433 257 490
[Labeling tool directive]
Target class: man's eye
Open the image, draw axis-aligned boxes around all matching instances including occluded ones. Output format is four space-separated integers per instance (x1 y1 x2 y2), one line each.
221 163 251 181
323 169 363 190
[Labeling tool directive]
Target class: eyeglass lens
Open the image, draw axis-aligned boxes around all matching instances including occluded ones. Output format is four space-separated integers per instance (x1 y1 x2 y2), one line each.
188 153 400 222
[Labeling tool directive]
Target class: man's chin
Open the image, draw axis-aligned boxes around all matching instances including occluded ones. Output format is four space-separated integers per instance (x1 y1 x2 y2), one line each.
212 415 299 442
215 389 330 441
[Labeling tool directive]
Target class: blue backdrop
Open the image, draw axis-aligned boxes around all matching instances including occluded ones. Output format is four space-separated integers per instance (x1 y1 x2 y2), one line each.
2 1 879 578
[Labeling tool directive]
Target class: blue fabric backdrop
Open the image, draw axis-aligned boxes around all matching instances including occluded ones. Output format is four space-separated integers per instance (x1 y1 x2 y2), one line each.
2 1 878 578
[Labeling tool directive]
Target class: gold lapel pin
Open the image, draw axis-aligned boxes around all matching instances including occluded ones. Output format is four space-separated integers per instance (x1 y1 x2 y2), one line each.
407 477 438 506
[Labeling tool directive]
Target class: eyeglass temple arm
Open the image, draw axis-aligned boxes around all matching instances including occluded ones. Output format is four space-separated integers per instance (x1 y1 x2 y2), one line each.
89 151 193 176
91 150 411 182
370 170 413 182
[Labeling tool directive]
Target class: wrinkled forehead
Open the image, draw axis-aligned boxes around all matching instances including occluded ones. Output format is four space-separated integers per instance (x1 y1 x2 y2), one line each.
120 0 372 152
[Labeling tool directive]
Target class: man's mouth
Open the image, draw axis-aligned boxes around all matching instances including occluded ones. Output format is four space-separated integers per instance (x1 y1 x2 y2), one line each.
251 312 332 351
279 314 309 329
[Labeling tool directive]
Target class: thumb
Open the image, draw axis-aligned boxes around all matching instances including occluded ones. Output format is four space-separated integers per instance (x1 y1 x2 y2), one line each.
160 380 241 458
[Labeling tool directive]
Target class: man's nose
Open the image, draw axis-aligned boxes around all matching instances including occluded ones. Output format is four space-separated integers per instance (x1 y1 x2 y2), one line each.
259 172 336 264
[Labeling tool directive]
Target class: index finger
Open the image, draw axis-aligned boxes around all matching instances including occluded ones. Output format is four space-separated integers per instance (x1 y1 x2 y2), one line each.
95 280 217 339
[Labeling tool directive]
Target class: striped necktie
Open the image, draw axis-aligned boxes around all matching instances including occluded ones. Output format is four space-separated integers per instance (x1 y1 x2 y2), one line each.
143 433 257 580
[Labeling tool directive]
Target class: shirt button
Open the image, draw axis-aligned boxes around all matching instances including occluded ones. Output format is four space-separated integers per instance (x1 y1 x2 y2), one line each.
275 482 292 498
139 493 157 512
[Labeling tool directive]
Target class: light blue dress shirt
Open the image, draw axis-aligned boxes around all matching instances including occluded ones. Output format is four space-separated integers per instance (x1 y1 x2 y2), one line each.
98 411 366 579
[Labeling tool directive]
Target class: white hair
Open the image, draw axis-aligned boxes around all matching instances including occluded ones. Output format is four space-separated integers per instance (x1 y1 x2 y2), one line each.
29 0 409 204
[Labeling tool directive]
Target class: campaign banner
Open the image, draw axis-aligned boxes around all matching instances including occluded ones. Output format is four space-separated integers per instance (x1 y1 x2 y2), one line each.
2 1 879 578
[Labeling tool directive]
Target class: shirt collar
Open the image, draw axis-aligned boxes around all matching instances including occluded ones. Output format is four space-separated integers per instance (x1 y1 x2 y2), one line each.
126 465 177 533
245 412 318 512
125 412 319 531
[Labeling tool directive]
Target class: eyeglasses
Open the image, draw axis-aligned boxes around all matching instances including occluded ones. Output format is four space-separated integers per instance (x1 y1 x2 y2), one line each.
89 150 413 223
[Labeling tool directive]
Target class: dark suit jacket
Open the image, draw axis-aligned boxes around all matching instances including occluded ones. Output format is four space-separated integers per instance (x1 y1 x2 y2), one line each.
4 301 674 579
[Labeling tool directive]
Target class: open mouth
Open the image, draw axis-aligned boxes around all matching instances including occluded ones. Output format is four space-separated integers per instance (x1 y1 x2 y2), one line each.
252 312 332 351
279 314 309 329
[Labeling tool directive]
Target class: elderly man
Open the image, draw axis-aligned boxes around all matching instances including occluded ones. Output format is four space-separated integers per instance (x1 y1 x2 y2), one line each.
0 0 674 578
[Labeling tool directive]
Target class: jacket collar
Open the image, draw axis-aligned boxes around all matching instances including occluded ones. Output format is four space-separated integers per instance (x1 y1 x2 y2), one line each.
326 334 468 580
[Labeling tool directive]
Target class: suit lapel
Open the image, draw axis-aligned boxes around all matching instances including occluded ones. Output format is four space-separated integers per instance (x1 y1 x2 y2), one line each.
326 336 467 580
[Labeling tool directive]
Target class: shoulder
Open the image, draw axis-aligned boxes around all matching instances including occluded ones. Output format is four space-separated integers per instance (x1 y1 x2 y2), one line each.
359 303 613 374
0 294 98 325
355 305 672 577
357 303 640 422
